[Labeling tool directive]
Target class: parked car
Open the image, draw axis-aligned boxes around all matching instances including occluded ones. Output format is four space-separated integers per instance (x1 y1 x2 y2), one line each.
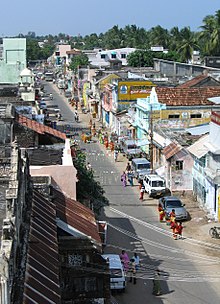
102 254 126 291
158 196 188 221
131 158 151 181
46 104 60 113
143 174 166 197
39 101 47 110
120 139 142 160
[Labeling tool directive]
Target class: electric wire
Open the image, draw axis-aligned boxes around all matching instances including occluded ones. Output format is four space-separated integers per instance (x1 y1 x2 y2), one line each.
107 222 220 264
109 206 220 252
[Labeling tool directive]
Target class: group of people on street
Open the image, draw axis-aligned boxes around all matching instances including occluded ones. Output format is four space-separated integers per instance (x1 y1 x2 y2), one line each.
158 207 183 240
121 162 134 187
120 250 140 285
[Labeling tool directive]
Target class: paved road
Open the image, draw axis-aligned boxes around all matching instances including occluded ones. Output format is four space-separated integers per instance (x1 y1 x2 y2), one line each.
45 82 220 304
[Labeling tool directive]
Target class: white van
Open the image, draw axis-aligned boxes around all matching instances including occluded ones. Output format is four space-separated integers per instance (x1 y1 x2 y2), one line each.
143 174 166 197
102 254 126 291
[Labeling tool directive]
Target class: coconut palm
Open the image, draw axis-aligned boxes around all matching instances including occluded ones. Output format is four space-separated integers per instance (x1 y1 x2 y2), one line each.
178 27 199 63
199 10 220 55
148 25 170 49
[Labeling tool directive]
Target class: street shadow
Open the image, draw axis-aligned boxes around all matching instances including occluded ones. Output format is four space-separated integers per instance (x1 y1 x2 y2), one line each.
99 213 173 302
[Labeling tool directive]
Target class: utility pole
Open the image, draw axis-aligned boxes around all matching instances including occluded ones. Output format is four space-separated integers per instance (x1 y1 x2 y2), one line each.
149 104 154 172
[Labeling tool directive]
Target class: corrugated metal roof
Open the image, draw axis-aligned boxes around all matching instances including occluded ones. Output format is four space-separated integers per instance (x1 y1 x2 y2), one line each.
187 134 209 158
163 142 182 160
23 190 61 304
16 114 66 140
53 189 101 244
186 124 210 136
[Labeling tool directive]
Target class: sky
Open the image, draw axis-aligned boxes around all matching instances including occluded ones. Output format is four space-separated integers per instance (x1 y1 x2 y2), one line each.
1 0 219 37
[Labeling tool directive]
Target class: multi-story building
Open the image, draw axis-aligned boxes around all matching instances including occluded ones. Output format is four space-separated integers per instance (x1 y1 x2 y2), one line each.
188 111 220 220
0 38 26 84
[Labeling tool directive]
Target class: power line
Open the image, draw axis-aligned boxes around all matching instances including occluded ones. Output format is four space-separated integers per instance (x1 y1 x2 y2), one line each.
108 207 220 253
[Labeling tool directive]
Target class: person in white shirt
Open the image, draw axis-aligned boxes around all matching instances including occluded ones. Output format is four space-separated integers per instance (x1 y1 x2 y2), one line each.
132 252 140 270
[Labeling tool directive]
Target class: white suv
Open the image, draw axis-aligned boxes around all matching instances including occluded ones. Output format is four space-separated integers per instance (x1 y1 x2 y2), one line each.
143 174 166 197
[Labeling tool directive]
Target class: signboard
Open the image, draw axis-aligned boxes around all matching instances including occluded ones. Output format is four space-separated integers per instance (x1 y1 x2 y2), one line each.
118 80 155 101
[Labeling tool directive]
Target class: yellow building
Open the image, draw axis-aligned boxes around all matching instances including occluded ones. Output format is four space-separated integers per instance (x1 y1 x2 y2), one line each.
118 80 155 104
156 87 220 127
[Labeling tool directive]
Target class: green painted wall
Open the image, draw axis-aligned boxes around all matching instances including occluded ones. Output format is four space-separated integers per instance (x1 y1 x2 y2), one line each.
0 38 26 84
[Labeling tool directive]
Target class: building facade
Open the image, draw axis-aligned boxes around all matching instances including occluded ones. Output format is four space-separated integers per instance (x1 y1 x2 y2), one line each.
0 38 26 84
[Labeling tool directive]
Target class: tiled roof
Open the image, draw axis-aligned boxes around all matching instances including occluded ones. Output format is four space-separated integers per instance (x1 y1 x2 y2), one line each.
53 189 101 244
178 75 208 88
163 142 182 160
156 87 220 106
23 190 61 304
16 114 66 140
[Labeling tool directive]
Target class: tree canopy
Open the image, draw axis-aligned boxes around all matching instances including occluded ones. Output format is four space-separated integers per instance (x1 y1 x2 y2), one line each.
23 9 220 63
69 53 89 72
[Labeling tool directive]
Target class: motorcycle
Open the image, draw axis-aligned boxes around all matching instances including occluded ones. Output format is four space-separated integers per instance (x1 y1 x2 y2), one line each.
209 226 220 239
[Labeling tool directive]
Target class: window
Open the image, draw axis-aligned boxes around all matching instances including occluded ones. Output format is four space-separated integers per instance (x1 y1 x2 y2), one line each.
55 51 60 56
190 113 202 118
176 160 183 170
168 114 180 119
101 54 106 59
111 53 116 59
121 53 126 59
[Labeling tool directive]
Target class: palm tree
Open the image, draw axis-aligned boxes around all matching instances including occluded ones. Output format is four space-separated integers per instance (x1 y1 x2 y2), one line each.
148 25 170 49
199 10 220 56
169 26 181 51
178 27 199 63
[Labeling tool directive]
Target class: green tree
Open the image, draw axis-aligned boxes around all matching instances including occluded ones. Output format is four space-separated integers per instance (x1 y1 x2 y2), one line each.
123 25 149 48
169 27 181 51
127 50 154 67
200 10 220 56
178 27 199 62
102 25 123 49
26 38 41 60
73 151 108 216
69 53 89 72
84 33 102 49
149 25 170 48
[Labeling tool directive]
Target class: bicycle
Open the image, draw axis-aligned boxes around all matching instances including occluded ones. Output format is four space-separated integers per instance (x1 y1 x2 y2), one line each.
209 226 220 239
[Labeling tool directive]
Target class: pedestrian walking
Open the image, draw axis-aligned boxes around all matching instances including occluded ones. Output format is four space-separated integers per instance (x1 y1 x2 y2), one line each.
121 171 127 187
158 205 165 222
176 222 183 239
172 220 178 240
113 150 118 162
129 258 137 284
169 209 176 229
127 170 134 186
152 269 162 296
126 162 131 172
139 184 145 200
120 250 130 273
132 252 140 271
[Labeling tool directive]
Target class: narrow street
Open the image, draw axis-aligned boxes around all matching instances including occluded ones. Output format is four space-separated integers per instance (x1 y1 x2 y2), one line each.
45 82 220 304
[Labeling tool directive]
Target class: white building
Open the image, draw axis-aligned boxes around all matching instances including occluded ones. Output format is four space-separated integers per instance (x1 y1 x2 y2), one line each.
83 48 136 68
188 111 220 220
